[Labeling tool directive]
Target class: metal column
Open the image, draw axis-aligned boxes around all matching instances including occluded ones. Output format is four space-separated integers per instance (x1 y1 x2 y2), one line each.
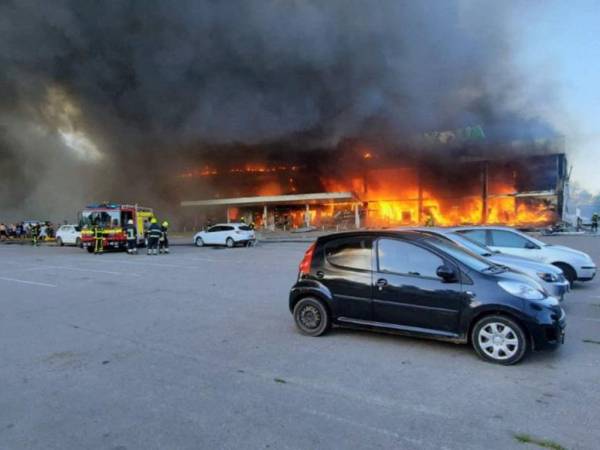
263 205 268 229
481 162 489 224
305 204 311 228
417 165 423 225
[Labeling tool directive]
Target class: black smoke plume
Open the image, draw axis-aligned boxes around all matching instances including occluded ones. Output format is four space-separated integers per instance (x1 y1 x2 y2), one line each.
0 0 558 222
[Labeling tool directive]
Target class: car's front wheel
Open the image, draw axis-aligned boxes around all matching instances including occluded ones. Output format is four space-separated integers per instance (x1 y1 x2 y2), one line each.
195 237 204 247
471 315 527 365
293 297 331 337
226 237 234 248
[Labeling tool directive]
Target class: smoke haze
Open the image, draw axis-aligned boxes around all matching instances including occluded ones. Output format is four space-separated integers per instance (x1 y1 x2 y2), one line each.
0 0 559 221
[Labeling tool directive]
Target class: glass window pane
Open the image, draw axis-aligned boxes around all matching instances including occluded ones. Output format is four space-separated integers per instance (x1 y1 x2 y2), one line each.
490 230 529 248
325 238 372 271
378 239 443 278
458 229 487 245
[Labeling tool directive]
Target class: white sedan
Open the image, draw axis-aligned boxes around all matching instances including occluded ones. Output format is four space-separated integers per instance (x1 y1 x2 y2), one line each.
193 223 256 248
454 226 596 285
55 225 82 246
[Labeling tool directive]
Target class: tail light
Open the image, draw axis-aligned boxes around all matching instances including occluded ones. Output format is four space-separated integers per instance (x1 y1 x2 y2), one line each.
299 242 316 276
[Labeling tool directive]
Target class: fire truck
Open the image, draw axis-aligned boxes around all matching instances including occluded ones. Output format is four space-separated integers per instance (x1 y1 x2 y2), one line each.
79 203 155 252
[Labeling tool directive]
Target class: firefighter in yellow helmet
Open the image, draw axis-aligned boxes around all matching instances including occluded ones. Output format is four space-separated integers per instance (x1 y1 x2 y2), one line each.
159 220 170 254
147 217 161 255
93 220 104 254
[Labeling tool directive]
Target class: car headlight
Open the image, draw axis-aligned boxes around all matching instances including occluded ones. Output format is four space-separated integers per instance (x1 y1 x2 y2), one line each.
498 281 545 300
537 272 559 283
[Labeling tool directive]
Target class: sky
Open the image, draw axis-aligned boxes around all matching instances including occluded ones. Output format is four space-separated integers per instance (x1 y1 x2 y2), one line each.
514 0 600 192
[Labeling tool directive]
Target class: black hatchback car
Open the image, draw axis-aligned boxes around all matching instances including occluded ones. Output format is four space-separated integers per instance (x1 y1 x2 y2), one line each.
289 231 566 365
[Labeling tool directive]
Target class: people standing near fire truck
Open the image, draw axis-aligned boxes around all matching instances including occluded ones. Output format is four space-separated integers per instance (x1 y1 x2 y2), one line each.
93 222 104 254
147 218 162 255
126 219 138 254
159 221 170 254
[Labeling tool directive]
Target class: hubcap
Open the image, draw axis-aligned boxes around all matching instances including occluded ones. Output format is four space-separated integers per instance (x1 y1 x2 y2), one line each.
299 305 321 329
478 322 519 360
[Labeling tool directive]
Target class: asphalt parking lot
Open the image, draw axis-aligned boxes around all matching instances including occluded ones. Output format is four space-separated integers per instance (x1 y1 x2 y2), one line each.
1 235 599 450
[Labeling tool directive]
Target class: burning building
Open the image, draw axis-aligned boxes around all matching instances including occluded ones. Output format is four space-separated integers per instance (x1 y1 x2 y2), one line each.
179 133 568 230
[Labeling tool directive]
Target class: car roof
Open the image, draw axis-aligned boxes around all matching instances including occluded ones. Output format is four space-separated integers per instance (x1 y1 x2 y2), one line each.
316 229 435 244
397 226 455 235
449 226 517 232
210 223 245 227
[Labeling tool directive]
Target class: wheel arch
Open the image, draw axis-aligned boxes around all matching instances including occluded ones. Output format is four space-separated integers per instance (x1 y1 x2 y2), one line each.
289 281 334 318
550 261 576 280
467 308 532 348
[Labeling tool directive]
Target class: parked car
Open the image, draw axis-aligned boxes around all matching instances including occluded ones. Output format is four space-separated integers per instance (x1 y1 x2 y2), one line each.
409 228 570 301
55 225 82 246
289 231 565 365
453 226 596 285
193 223 255 248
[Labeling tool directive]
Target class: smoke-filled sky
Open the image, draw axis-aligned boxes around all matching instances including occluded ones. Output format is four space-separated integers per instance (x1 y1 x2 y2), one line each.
0 0 588 221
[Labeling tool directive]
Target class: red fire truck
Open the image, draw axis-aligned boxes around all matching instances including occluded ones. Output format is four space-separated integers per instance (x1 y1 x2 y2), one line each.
79 203 155 252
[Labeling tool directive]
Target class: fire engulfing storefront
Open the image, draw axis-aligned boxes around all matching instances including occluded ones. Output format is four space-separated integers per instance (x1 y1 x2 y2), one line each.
179 137 568 230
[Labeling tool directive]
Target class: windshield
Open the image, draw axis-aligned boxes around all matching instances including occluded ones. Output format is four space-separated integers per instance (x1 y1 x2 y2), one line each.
423 236 499 272
80 210 120 228
447 232 495 256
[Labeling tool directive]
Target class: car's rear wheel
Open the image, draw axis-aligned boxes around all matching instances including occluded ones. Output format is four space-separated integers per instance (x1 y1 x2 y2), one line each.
86 246 94 253
195 237 204 247
553 262 576 286
226 237 234 248
56 237 63 246
293 297 331 337
471 315 527 365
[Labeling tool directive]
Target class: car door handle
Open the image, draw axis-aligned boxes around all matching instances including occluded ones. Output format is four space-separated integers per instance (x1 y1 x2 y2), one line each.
316 271 325 279
376 278 388 290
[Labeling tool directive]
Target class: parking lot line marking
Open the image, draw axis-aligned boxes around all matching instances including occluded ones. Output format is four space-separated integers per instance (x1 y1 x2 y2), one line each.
0 276 57 288
583 318 600 323
23 265 139 276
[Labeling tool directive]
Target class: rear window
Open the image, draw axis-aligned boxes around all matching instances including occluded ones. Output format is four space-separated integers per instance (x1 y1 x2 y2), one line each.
238 225 251 231
325 237 372 271
223 226 234 231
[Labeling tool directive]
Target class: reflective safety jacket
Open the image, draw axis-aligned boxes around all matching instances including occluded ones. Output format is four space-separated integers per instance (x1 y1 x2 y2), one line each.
148 223 162 239
126 225 137 241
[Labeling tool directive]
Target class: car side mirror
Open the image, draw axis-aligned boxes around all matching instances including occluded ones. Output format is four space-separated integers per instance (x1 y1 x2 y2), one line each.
436 265 457 282
524 241 538 250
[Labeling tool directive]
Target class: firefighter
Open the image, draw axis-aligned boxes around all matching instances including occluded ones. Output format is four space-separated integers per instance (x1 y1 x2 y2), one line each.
93 222 104 254
31 223 40 246
592 213 599 233
147 218 161 255
126 219 137 254
159 220 170 254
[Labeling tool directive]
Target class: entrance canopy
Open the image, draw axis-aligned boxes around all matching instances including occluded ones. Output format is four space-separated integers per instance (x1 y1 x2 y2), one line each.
181 192 357 207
